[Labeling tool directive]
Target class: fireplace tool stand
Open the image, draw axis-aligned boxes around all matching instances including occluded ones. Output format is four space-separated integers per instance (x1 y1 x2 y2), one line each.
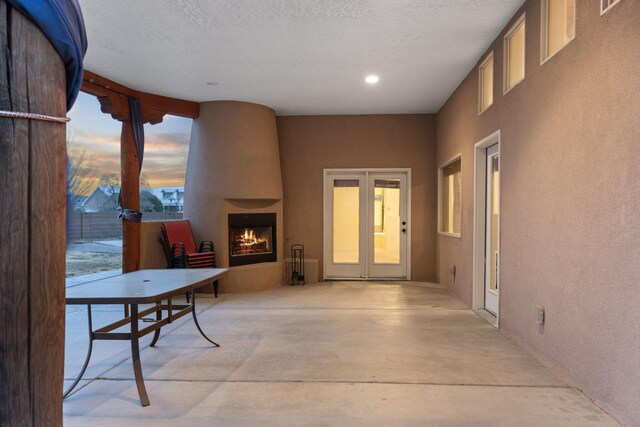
287 244 305 285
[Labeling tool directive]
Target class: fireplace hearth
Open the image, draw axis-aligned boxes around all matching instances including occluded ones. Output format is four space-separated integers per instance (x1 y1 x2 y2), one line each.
228 213 277 266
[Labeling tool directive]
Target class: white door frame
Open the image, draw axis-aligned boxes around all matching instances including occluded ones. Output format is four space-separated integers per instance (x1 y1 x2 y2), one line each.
472 130 501 328
367 172 409 279
323 168 411 281
323 172 367 278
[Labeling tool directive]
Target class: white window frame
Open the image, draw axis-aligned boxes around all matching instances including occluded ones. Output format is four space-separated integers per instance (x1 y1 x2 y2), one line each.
600 0 620 15
540 0 576 65
438 154 462 238
478 52 494 115
503 13 526 94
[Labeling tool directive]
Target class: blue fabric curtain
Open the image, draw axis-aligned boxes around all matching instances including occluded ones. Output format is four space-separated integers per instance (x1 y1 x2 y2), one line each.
7 0 88 110
129 97 145 172
117 98 145 223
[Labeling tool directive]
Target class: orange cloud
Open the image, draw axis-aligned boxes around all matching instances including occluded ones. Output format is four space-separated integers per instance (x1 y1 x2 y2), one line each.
68 100 192 192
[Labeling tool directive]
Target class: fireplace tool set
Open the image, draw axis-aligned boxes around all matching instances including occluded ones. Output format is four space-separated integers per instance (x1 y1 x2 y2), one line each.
286 244 305 285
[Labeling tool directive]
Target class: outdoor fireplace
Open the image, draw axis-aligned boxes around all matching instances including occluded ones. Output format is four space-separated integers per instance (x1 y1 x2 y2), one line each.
228 213 277 266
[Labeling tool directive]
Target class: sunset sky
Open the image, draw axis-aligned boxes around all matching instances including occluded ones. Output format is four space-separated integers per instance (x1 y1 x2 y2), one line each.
67 91 192 194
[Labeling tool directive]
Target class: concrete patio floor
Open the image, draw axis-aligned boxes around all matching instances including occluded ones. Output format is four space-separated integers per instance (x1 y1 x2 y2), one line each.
63 281 618 426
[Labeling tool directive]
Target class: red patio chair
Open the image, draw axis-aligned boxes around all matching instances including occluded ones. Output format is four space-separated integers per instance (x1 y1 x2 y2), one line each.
159 220 218 297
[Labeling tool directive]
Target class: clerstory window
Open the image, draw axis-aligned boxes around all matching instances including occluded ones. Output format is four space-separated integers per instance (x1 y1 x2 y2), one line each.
478 52 494 114
504 14 526 93
601 0 620 15
541 0 575 63
439 157 462 237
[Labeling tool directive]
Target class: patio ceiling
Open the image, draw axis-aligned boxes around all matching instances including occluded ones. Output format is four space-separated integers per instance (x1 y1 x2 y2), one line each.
78 0 524 115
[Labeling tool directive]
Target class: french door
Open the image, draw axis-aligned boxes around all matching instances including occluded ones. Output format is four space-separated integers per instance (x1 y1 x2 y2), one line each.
324 169 410 280
484 144 500 314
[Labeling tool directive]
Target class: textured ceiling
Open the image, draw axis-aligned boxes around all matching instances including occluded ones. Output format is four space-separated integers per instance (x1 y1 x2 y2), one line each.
79 0 524 115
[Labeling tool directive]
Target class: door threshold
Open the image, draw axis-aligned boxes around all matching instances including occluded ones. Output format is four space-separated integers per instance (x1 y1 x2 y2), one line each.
474 308 498 328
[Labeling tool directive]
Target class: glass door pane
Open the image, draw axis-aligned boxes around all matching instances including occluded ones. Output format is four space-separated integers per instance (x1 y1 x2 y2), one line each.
484 143 499 315
333 179 360 264
488 155 500 291
373 179 401 264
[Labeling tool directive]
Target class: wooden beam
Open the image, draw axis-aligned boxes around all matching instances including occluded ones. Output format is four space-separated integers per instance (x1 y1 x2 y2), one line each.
82 70 199 123
0 3 66 425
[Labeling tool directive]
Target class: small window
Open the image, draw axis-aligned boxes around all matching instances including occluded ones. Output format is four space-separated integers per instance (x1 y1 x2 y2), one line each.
478 53 494 114
504 15 526 93
439 157 462 237
541 0 575 62
601 0 620 14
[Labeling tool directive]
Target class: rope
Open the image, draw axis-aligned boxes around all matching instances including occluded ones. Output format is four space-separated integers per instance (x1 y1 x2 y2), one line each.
0 110 70 123
118 208 143 223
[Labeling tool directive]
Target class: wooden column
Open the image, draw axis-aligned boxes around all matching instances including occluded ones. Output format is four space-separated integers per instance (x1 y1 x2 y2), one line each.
0 3 67 426
120 119 141 273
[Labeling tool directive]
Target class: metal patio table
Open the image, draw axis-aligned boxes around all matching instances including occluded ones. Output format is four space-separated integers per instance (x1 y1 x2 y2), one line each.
64 268 228 406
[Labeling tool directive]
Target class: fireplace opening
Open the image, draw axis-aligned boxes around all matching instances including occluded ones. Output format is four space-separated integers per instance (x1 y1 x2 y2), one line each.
231 227 272 256
228 213 276 266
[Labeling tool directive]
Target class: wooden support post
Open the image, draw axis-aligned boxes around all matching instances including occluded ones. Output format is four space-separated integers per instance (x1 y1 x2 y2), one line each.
121 119 141 273
0 2 67 426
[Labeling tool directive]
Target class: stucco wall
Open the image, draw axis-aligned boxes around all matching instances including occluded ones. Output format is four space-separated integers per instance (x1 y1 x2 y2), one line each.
184 101 285 292
184 101 284 263
277 114 437 281
435 1 640 425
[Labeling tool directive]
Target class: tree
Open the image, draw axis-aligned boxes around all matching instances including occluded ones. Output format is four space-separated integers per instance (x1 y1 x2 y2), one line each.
66 136 97 211
140 190 164 212
66 136 99 244
139 174 150 190
99 173 120 191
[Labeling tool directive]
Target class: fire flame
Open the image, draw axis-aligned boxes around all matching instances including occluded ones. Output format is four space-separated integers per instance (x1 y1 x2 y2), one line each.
242 228 259 244
234 227 269 253
231 226 271 257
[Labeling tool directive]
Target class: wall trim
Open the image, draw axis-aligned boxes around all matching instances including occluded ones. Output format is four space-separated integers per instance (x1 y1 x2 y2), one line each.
600 0 621 16
437 153 462 239
540 0 576 65
478 51 495 115
503 13 526 95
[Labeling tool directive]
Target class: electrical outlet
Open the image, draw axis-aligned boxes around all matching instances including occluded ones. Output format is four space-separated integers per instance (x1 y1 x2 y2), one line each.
537 307 545 326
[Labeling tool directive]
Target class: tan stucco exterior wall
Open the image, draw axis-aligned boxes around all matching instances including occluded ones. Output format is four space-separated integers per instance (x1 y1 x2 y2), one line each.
435 1 640 425
277 114 437 281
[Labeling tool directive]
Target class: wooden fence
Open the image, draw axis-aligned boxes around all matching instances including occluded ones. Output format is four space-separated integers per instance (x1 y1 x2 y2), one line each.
67 212 183 242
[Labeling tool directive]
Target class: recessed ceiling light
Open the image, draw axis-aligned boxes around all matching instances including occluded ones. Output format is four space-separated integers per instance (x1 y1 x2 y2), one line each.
365 75 379 84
